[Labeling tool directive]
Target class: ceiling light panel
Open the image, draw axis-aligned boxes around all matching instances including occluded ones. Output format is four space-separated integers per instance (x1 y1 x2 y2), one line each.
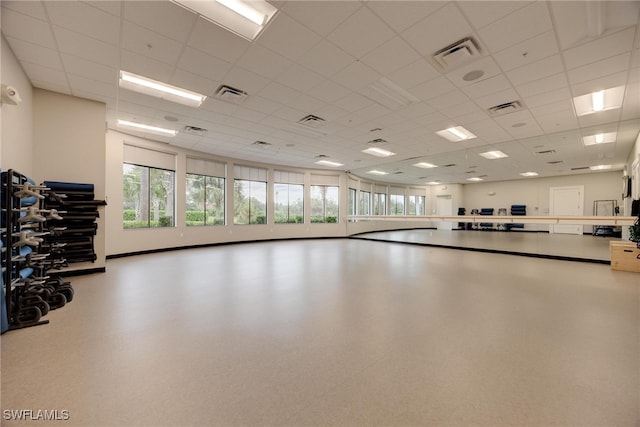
582 132 617 146
466 177 483 181
572 86 625 116
479 150 508 159
368 170 388 175
413 162 438 169
435 126 477 142
117 119 178 136
362 147 396 157
520 171 539 177
589 164 612 171
119 71 206 107
171 0 278 41
315 160 343 167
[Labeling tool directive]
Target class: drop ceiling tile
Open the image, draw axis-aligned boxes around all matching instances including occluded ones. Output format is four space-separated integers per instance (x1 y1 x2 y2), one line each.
122 21 184 65
523 87 572 109
297 40 354 79
242 95 284 116
621 82 640 121
567 52 631 85
534 110 579 134
563 27 635 70
493 31 560 72
62 53 118 84
308 80 350 103
426 89 471 111
440 101 484 121
281 0 361 37
68 74 115 99
222 67 270 95
334 92 374 113
236 45 291 80
367 1 446 33
457 1 532 30
327 7 395 59
170 69 219 97
505 54 563 86
30 80 70 95
177 47 232 81
570 71 628 96
258 82 304 105
387 59 440 92
53 26 119 68
258 13 322 61
577 108 622 128
360 37 421 76
1 1 47 20
120 49 174 82
412 77 456 102
188 17 251 63
5 37 64 71
474 88 521 110
45 1 120 45
123 1 197 43
401 3 474 57
287 93 326 113
515 73 568 98
21 61 69 89
445 57 502 89
86 1 122 17
331 61 381 91
479 2 552 53
462 75 513 100
2 8 56 49
494 110 544 139
276 64 324 93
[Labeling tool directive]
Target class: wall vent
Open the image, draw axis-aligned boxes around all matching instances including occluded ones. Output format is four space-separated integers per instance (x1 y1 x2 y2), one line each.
432 37 481 70
488 101 523 116
297 114 326 128
571 166 589 171
214 85 248 104
184 125 207 136
547 160 563 164
537 149 557 154
442 163 456 167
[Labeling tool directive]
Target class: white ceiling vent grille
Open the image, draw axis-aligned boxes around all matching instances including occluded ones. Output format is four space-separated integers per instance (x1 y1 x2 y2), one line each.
297 114 326 128
184 125 207 136
537 149 556 155
433 37 481 70
367 138 388 145
252 140 272 147
214 85 248 104
488 101 523 116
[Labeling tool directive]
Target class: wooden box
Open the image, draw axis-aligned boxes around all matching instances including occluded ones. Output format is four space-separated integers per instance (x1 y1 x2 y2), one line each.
610 241 640 272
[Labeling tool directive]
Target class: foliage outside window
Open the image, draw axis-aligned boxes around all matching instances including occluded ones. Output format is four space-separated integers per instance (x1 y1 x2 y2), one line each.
234 179 267 224
123 163 175 228
359 191 371 215
348 188 356 216
186 174 225 226
373 192 386 215
390 194 405 215
310 185 339 223
408 195 425 215
274 183 304 223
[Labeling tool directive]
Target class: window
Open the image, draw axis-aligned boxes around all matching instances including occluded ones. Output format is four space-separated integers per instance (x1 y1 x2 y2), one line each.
234 166 267 224
185 158 226 226
311 186 339 223
407 195 425 215
390 194 405 215
274 171 304 224
123 145 175 229
359 190 371 215
348 188 357 216
373 192 386 215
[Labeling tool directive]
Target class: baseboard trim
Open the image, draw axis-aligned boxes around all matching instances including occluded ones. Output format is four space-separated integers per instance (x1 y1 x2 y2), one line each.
51 267 106 277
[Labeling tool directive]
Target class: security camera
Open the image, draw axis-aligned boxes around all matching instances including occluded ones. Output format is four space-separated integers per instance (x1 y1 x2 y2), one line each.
1 84 22 105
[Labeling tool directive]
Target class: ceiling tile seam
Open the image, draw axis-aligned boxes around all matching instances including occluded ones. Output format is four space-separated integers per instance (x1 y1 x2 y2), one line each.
40 1 72 95
167 8 204 96
82 1 121 18
115 1 126 123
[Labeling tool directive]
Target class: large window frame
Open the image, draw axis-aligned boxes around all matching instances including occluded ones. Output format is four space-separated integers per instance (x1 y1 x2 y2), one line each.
233 166 267 225
359 190 371 215
123 164 175 228
186 174 225 226
373 192 386 215
274 171 305 224
389 194 405 215
407 195 426 215
310 185 339 223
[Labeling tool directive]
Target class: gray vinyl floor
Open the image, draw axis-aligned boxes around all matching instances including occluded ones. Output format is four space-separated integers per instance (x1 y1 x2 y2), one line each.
353 229 620 262
1 238 639 427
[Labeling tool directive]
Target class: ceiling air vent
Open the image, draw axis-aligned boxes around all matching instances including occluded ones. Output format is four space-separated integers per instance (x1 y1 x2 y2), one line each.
478 174 488 178
214 85 248 104
537 149 557 154
297 114 326 128
547 160 563 164
184 125 207 136
252 140 272 147
488 101 523 116
392 171 404 175
368 138 388 145
571 166 589 171
442 163 456 168
433 37 481 70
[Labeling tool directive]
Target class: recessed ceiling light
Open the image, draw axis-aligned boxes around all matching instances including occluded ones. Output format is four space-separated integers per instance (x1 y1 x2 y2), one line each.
572 86 625 116
479 150 508 159
413 162 438 169
315 159 343 167
589 164 612 171
362 147 396 157
171 0 278 41
117 119 178 137
435 126 476 142
119 71 206 107
520 172 539 177
164 115 179 122
368 170 388 175
467 177 483 182
583 132 617 146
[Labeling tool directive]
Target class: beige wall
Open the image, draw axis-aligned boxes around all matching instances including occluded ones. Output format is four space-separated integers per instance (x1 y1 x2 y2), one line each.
1 35 33 174
33 89 106 271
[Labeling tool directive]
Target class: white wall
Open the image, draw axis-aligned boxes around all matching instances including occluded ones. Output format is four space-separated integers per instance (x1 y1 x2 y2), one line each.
461 171 623 232
1 35 33 174
106 130 348 256
33 89 106 271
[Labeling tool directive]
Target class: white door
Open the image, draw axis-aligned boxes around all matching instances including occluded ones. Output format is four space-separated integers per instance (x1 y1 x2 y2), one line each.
436 195 453 231
549 186 584 234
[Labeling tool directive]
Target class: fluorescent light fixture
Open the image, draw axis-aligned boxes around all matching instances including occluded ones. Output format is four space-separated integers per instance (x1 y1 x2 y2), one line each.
119 71 206 107
172 0 278 41
315 160 343 167
589 164 612 171
368 170 388 175
117 119 178 137
583 132 617 146
362 147 396 157
520 172 539 177
572 86 625 116
426 181 441 185
436 126 477 142
479 150 508 159
413 162 438 169
467 177 483 182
